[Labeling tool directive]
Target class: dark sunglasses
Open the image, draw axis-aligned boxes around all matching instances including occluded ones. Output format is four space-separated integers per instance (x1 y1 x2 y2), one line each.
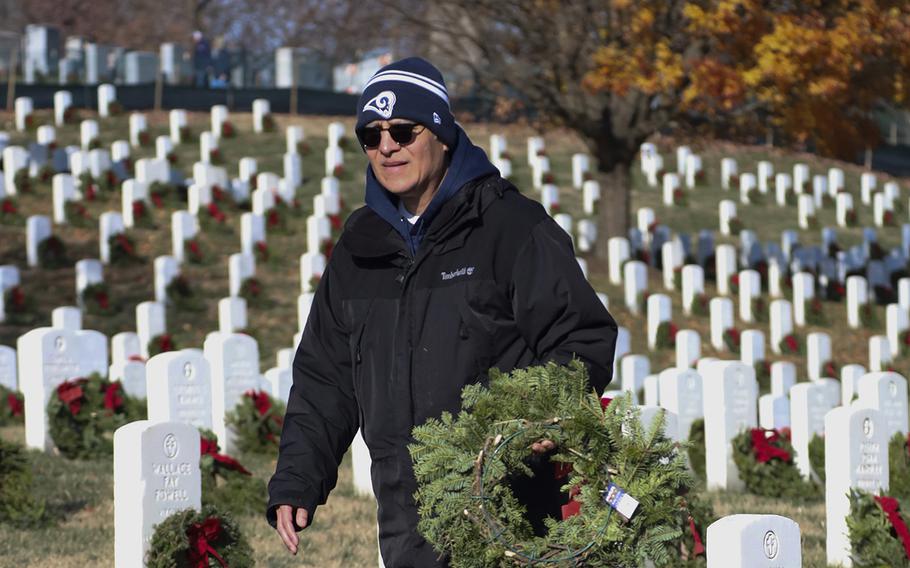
360 123 425 149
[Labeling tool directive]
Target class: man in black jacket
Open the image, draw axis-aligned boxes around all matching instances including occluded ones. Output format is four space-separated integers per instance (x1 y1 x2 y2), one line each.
268 57 617 567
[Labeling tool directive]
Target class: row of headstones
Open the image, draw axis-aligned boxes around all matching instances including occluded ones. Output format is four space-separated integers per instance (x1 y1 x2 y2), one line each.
642 142 899 210
114 417 808 567
603 357 906 567
12 320 294 452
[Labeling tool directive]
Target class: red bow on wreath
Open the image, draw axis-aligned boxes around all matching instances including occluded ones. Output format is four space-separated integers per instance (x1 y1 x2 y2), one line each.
874 496 910 560
57 380 85 415
186 517 228 568
200 438 252 476
687 515 706 557
103 382 123 412
157 335 174 352
245 390 271 416
7 393 23 417
751 428 792 463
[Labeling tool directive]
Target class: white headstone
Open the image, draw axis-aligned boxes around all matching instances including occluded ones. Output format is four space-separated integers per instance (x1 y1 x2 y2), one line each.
0 345 17 390
710 297 735 351
769 300 793 355
18 327 108 450
153 256 179 304
170 211 198 264
218 297 248 334
136 301 166 359
790 381 838 479
856 371 908 441
624 261 648 314
204 333 261 453
114 420 201 568
706 514 801 568
771 362 796 397
169 109 187 143
658 368 703 442
846 276 868 330
704 361 758 490
740 330 765 366
646 294 672 350
146 350 213 430
26 215 52 268
99 211 125 264
739 270 762 323
716 245 738 296
229 253 256 297
675 330 701 369
825 404 889 567
608 237 630 285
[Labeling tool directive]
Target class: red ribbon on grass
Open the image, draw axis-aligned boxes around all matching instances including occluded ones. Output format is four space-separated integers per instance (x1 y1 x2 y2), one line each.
874 496 910 560
186 517 228 568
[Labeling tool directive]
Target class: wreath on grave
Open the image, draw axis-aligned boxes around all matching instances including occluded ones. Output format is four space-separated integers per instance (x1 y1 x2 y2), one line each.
728 273 740 295
874 285 896 305
890 433 910 502
13 168 31 194
199 203 229 233
723 328 741 354
99 169 118 192
38 164 55 183
225 390 285 454
266 208 288 233
47 374 144 459
744 188 763 205
655 321 678 350
727 217 743 235
295 139 311 155
2 286 37 325
805 298 827 325
147 333 176 357
409 362 698 567
332 163 347 179
209 148 224 165
884 211 896 227
137 129 151 147
750 297 768 323
820 359 840 379
0 437 47 527
805 214 819 230
108 233 143 265
307 275 322 293
80 283 112 315
239 277 265 305
64 200 92 227
808 433 826 483
754 360 772 394
261 113 276 132
149 181 173 208
0 197 20 224
146 505 254 568
107 101 123 116
220 121 236 139
37 235 68 269
320 239 335 261
198 430 266 518
690 293 709 316
846 208 858 227
672 188 688 207
688 418 706 482
179 125 191 142
0 384 24 426
62 106 78 124
88 137 102 151
183 238 206 265
275 195 303 216
254 241 269 265
131 200 155 229
778 333 803 355
847 490 910 566
731 427 821 501
672 267 683 291
826 281 847 303
166 275 205 312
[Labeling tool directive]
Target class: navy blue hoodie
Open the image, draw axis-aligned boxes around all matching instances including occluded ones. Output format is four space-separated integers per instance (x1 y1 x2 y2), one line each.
364 125 499 255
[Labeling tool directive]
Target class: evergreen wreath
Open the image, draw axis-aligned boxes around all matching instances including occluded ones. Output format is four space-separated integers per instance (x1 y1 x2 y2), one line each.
731 428 820 501
723 328 741 354
46 374 144 459
0 438 46 527
80 282 112 315
148 333 177 357
0 196 21 224
225 390 285 454
409 362 695 567
0 384 24 426
239 277 265 305
890 432 910 502
37 235 68 268
198 430 266 517
108 233 143 265
848 490 910 566
166 276 205 312
146 505 254 568
2 286 38 325
655 321 678 350
687 419 706 482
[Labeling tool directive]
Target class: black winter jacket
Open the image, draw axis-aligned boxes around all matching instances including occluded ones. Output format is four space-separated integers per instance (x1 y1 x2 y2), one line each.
267 174 618 567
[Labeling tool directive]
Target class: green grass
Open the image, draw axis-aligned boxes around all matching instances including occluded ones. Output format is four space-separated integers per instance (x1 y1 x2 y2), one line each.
0 110 908 566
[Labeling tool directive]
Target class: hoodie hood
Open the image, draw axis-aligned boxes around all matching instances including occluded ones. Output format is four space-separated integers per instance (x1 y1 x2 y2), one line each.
364 125 499 255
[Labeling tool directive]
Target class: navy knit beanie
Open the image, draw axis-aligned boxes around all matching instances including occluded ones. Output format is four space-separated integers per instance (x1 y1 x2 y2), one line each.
355 57 457 150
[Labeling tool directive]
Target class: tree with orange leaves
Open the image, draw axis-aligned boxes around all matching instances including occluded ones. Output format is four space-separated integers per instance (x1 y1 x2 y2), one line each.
400 1 910 255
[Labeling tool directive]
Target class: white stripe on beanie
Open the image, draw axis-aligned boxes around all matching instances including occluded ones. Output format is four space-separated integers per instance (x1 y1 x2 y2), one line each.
364 72 449 105
370 68 448 92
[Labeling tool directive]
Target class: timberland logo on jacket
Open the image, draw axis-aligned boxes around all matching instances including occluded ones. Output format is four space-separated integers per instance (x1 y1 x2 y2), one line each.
441 266 475 281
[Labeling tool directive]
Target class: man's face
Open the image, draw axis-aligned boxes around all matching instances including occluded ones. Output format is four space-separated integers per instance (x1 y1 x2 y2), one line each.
364 119 449 202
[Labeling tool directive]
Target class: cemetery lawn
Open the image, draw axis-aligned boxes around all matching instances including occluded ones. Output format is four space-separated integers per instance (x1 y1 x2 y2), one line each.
0 110 906 566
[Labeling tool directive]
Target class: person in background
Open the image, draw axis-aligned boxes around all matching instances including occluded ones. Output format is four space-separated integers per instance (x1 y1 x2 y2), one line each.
210 36 231 89
192 30 211 88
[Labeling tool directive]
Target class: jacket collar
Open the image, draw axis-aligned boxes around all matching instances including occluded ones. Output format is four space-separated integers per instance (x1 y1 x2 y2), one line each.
342 174 511 259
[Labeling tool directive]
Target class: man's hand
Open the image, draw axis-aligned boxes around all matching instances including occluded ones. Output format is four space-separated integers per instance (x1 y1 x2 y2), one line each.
275 505 309 555
530 439 556 455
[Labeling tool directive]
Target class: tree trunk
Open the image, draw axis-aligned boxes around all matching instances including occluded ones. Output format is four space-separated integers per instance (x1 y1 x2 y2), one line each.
594 163 631 263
